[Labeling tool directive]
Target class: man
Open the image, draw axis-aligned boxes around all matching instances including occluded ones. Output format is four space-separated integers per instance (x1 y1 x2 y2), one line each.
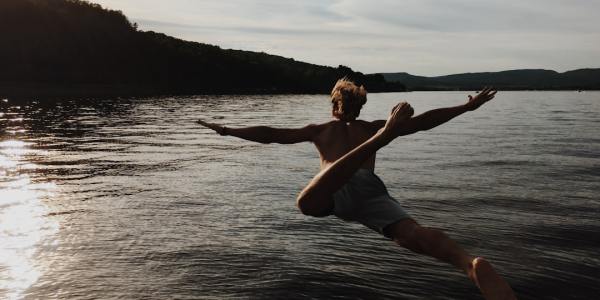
197 78 516 300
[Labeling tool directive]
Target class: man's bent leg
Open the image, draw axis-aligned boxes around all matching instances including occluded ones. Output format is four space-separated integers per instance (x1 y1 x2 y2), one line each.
296 131 391 216
296 103 413 216
387 219 517 300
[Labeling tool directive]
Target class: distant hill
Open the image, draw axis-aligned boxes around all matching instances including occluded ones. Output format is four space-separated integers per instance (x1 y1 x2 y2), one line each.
380 69 600 91
0 0 405 97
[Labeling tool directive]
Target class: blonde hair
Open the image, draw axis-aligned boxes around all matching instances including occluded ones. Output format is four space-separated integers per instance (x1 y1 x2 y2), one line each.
330 77 367 121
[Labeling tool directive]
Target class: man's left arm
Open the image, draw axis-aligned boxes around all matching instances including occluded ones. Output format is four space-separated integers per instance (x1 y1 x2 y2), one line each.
372 87 497 136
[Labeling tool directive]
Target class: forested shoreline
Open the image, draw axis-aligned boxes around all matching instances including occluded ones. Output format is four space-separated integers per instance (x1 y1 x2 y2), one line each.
0 0 405 98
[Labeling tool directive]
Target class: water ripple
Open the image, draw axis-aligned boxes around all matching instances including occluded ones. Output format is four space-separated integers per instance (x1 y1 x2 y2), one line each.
1 92 599 299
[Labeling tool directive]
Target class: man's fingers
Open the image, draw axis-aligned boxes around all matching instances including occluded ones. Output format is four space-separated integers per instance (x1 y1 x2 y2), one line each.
198 120 218 131
476 87 497 99
465 87 497 110
480 89 497 103
480 86 490 95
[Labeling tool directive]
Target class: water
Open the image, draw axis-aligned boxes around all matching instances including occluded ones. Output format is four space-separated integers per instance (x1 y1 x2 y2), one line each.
0 91 598 299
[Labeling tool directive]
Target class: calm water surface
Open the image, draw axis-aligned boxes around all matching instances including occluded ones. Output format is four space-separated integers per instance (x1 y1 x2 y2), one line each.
0 92 599 299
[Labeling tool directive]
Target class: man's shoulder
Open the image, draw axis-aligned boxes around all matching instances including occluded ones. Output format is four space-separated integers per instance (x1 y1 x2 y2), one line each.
314 119 378 130
354 119 383 132
312 120 339 129
302 121 337 138
318 119 373 125
355 119 374 125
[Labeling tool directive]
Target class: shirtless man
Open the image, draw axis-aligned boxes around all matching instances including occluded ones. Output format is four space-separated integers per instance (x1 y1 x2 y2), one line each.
197 78 516 300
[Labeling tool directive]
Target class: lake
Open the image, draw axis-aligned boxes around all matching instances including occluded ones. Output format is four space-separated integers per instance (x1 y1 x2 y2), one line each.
1 91 599 299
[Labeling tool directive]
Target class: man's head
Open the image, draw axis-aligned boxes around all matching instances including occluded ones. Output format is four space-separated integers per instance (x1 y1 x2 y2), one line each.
330 78 367 121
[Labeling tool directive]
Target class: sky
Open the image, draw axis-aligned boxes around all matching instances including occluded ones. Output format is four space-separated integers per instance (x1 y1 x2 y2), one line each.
92 0 600 76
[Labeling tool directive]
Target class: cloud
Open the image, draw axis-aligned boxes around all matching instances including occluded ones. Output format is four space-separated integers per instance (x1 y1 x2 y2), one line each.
92 0 600 75
136 18 391 38
333 0 600 33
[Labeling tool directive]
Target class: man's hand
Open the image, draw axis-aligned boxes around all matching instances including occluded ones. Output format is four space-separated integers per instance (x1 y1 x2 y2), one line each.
381 101 414 137
197 119 227 135
465 87 497 111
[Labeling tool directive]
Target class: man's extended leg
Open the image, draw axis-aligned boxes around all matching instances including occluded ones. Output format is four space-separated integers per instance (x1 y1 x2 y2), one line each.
387 219 473 272
387 219 517 300
296 103 413 216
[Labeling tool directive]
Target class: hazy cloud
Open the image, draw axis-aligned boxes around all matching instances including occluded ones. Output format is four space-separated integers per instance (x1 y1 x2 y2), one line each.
93 0 600 75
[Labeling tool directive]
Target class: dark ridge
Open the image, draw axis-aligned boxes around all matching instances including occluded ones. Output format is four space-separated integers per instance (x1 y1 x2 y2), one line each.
0 0 406 98
379 68 600 91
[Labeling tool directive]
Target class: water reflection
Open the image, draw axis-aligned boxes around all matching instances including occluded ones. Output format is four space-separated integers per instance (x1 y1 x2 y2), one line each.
0 93 598 299
0 139 58 299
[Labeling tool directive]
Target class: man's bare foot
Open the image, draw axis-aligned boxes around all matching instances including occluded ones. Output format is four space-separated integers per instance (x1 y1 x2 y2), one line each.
469 257 517 300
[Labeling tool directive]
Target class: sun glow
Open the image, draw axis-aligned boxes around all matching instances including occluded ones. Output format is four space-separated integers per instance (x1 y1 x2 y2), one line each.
0 139 59 299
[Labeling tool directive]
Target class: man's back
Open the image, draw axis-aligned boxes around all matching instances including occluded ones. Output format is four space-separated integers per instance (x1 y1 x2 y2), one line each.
313 120 378 170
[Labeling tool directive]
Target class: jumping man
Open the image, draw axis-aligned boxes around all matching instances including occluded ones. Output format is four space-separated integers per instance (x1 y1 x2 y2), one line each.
197 78 517 300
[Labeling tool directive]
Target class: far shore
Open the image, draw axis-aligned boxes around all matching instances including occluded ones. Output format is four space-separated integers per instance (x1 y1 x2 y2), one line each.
1 83 597 100
0 83 406 99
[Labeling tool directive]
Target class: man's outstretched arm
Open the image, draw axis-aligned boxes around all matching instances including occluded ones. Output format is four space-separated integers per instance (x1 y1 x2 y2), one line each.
371 87 497 136
196 120 322 144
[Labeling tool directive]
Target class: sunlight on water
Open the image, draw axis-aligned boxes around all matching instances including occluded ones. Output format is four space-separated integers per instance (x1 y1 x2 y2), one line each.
0 140 59 299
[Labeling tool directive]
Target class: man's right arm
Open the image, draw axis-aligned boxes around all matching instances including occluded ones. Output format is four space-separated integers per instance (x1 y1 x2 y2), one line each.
393 104 470 136
197 119 324 144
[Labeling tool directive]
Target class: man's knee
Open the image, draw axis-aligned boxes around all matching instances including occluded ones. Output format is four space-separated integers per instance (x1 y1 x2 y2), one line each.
387 219 421 250
296 193 332 217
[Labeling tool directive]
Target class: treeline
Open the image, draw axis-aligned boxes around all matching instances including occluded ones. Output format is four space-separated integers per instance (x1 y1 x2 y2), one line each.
0 0 406 97
381 69 600 91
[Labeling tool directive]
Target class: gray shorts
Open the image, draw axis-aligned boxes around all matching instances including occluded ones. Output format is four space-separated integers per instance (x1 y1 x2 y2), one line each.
332 169 410 239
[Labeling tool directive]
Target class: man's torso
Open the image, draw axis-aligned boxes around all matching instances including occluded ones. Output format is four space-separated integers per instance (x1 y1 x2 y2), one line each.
312 120 378 170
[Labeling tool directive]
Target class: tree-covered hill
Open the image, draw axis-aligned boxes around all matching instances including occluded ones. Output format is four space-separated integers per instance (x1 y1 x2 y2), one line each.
0 0 405 97
380 69 600 91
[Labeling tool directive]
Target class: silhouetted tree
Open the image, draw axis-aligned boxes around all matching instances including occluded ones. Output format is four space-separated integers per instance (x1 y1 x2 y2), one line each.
0 0 406 96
